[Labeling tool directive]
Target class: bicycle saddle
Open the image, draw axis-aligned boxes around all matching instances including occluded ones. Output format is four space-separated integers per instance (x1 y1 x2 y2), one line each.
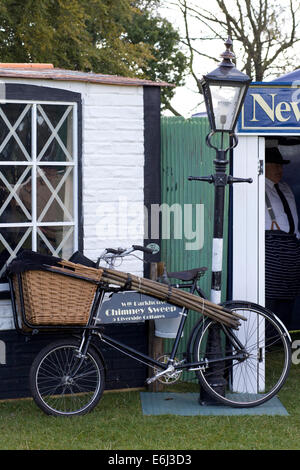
167 267 207 281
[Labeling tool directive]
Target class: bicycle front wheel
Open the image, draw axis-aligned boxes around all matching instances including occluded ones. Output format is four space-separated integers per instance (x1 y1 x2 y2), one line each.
193 301 291 407
29 338 105 416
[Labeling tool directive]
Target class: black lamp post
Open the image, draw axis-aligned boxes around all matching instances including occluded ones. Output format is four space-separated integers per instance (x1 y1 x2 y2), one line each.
189 37 252 404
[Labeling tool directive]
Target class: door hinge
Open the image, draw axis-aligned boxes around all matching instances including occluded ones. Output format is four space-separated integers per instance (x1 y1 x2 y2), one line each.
258 159 264 175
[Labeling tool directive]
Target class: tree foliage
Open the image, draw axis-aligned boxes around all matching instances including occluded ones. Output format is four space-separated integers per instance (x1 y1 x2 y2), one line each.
0 0 148 71
121 7 187 113
0 0 187 111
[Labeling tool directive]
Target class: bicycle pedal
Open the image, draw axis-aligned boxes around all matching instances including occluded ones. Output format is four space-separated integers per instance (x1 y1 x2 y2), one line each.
146 376 156 385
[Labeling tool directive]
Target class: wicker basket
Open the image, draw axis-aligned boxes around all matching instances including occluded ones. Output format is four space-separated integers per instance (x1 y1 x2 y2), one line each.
12 260 103 327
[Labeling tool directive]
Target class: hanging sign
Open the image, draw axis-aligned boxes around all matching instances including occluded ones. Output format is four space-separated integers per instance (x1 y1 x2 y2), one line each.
96 291 182 324
237 83 300 134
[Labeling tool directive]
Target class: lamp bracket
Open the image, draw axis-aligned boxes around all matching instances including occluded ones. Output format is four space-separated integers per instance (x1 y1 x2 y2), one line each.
188 174 252 186
227 176 253 184
188 176 214 184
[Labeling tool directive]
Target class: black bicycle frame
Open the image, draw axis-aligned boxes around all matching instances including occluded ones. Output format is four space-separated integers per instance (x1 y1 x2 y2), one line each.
88 277 246 375
98 328 244 373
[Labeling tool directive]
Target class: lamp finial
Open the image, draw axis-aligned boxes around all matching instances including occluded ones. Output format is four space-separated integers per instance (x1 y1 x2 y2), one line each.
220 37 235 67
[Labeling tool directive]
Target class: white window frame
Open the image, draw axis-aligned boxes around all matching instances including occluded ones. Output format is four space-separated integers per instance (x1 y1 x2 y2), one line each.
0 99 79 287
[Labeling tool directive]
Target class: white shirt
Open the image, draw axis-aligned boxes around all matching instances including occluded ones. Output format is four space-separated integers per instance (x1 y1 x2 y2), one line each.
265 177 300 238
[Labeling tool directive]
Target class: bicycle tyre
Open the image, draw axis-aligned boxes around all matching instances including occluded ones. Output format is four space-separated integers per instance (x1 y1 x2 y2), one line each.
29 338 105 416
192 301 291 407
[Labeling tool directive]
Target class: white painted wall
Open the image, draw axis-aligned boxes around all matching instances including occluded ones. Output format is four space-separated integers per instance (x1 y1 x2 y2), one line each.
232 135 265 305
231 135 266 393
0 78 146 329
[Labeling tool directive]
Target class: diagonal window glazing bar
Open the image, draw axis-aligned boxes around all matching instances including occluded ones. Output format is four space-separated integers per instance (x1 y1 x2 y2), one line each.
37 105 73 162
36 166 73 222
0 104 32 161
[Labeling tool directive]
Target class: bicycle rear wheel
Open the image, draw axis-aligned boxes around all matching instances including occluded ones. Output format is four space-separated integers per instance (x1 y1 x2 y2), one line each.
192 301 291 407
29 338 105 416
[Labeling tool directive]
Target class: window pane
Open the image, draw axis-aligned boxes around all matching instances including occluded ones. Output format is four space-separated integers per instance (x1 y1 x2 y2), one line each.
0 227 32 280
0 104 31 161
37 105 73 162
37 225 74 259
0 166 32 223
36 166 73 222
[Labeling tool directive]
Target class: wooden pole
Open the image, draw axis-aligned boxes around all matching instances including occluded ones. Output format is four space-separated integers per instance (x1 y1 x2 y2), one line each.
101 268 243 327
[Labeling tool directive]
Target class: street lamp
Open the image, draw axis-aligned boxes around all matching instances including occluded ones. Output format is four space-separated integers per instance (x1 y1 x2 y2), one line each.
189 37 252 404
200 37 251 134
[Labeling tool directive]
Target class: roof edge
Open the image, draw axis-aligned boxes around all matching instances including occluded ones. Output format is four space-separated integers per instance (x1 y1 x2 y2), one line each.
0 63 54 69
0 66 173 87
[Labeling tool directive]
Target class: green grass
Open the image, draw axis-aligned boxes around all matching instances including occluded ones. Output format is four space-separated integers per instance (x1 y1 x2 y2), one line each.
0 334 300 450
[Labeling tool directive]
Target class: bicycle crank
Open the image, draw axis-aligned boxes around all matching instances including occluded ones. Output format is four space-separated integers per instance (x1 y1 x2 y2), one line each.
148 355 183 385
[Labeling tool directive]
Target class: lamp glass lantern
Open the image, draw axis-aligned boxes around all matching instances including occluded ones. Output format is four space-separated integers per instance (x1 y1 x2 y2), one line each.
200 38 251 133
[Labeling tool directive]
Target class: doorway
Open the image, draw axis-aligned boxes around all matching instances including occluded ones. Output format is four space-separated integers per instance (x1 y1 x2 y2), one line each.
266 136 300 330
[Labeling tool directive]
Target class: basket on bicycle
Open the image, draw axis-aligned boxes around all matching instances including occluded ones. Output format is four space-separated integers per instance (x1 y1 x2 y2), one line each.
8 252 103 328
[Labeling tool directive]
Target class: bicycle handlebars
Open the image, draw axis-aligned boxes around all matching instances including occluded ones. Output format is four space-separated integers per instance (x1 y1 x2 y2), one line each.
104 245 153 256
96 243 159 268
132 245 154 254
104 248 126 255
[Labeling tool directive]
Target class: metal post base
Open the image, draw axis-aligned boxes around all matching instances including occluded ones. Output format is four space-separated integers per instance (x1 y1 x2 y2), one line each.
198 323 226 405
198 381 227 406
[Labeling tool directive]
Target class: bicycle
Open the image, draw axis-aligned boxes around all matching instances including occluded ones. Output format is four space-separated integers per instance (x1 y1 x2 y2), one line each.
10 245 291 416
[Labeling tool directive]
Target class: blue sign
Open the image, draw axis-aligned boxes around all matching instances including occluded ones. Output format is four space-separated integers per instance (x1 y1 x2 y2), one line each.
237 83 300 134
96 291 182 324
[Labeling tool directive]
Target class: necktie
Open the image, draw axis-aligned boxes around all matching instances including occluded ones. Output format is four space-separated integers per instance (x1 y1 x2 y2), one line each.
274 183 295 234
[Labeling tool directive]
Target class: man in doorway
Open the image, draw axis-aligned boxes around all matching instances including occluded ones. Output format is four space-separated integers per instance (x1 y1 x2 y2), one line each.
265 146 300 328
